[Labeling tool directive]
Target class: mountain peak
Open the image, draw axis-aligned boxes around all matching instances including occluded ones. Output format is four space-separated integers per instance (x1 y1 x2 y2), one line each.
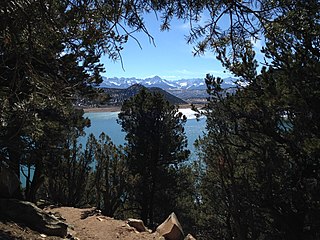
100 76 236 90
147 75 162 80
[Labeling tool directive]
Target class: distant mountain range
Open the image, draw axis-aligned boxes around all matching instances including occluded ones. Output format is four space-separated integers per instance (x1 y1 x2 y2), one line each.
99 76 236 90
99 76 237 104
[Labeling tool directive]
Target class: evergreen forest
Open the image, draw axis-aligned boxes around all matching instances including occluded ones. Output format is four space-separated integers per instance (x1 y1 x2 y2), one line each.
1 1 319 239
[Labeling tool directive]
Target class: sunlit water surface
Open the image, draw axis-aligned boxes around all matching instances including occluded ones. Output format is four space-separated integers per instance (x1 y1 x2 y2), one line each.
21 109 206 186
81 109 206 161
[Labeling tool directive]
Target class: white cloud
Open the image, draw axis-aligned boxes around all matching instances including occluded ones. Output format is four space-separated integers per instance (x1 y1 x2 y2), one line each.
161 68 231 80
176 69 194 75
178 22 191 30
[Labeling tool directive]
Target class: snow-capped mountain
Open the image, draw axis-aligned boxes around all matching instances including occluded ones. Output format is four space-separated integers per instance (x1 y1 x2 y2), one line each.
175 78 207 90
98 77 141 88
100 76 236 90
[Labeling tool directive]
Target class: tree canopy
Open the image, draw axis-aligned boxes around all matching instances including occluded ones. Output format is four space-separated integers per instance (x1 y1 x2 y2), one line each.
0 0 159 196
118 89 190 226
1 1 319 239
194 1 320 239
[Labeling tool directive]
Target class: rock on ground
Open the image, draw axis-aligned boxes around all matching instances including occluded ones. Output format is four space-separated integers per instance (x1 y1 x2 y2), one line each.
127 218 149 232
0 205 196 240
0 221 62 240
0 199 67 237
156 212 184 240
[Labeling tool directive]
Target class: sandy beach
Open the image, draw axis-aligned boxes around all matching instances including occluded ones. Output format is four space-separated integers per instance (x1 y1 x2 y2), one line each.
82 106 122 113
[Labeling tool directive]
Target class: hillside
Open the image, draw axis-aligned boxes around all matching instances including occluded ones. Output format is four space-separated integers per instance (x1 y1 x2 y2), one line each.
0 207 159 240
103 84 187 105
0 206 195 240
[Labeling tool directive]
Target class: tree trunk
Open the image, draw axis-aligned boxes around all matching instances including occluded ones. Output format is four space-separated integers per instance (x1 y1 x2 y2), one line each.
27 159 44 202
22 163 32 200
284 212 305 240
7 146 23 199
141 186 150 225
8 146 21 180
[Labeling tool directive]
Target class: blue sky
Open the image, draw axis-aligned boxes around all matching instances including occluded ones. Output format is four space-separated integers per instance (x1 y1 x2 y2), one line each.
101 14 234 81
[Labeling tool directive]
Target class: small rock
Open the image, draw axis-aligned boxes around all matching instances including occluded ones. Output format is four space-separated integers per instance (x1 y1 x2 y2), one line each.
156 212 184 240
66 235 80 240
40 234 47 238
96 216 104 221
184 233 196 240
46 211 65 221
127 218 148 232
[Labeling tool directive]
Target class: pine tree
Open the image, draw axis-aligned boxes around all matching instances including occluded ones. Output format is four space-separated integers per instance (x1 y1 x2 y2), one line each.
93 132 128 216
0 0 155 198
45 132 94 206
118 89 190 226
194 1 320 239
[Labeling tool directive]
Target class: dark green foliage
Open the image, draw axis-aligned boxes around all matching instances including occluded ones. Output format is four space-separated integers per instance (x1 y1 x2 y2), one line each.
93 133 128 217
195 1 320 239
198 69 320 239
1 2 319 239
44 132 95 206
42 131 128 214
21 107 90 202
118 89 190 226
0 0 156 199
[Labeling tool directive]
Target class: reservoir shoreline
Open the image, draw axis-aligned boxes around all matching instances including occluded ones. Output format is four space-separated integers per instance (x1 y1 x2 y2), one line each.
81 104 203 113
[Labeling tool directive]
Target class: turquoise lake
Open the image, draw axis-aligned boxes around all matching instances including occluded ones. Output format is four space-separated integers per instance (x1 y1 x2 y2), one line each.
21 109 206 186
82 109 207 161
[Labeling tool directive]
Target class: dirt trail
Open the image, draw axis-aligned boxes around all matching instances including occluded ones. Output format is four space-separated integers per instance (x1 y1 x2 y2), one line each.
47 207 160 240
0 207 161 240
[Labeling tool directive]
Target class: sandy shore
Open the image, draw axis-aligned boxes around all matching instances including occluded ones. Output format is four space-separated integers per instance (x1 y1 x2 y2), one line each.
82 104 202 113
82 106 122 113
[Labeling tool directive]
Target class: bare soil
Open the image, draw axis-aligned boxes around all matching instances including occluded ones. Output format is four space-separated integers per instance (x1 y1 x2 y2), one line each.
0 221 61 240
0 207 161 240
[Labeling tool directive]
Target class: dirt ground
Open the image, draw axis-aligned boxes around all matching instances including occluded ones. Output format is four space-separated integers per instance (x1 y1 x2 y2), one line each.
49 206 161 240
0 221 61 240
0 207 161 240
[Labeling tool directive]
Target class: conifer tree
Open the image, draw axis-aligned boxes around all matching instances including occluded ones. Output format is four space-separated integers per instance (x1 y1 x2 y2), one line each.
0 0 155 198
93 132 128 216
45 132 95 206
118 89 190 226
194 1 320 239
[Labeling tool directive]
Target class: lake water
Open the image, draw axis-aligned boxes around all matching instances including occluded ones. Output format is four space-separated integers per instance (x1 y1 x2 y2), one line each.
21 109 205 186
82 109 206 161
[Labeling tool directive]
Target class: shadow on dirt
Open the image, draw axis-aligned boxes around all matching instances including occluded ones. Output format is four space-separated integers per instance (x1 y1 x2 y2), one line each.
80 208 100 220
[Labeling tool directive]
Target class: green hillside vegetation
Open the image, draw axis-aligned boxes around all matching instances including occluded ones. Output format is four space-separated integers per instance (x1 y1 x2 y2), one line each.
1 1 319 240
